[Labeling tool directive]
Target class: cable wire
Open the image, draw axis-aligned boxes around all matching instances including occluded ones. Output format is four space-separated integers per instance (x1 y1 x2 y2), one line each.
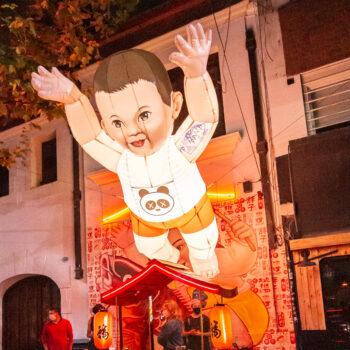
209 0 262 178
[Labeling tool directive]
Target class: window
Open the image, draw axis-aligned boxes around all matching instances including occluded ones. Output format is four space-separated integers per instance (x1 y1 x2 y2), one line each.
41 138 57 185
168 52 226 138
302 58 350 135
0 165 9 197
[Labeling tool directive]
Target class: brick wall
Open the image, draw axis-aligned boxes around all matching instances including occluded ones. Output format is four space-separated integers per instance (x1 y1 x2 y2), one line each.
279 0 350 75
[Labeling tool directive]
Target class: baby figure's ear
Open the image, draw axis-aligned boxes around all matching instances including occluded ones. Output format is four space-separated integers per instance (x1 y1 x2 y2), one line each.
171 91 183 120
100 119 106 131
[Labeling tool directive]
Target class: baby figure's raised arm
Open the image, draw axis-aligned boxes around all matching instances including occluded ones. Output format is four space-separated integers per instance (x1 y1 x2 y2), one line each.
31 66 122 172
170 23 219 162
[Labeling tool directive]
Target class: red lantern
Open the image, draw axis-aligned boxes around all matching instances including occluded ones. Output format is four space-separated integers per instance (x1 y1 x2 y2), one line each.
210 304 233 349
93 311 113 349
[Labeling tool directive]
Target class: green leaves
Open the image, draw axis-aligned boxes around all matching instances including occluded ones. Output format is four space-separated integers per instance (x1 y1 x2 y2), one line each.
0 0 140 122
0 0 140 165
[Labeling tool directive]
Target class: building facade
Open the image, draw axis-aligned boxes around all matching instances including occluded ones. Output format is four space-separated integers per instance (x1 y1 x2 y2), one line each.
78 1 297 349
0 0 349 349
78 0 350 349
0 117 89 348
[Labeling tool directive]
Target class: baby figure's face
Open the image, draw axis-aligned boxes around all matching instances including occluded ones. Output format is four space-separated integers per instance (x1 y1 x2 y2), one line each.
96 79 182 156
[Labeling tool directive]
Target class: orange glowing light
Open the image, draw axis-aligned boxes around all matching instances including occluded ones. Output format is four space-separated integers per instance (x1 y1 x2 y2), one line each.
102 191 236 223
207 191 236 201
93 311 113 349
102 207 130 224
210 304 234 349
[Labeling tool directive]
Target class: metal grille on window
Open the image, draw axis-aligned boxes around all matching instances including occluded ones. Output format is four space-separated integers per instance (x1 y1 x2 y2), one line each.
301 58 350 134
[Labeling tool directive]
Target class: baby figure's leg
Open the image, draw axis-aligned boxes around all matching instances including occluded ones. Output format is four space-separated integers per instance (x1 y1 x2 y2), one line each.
133 232 180 262
131 214 180 263
179 196 219 277
180 219 219 277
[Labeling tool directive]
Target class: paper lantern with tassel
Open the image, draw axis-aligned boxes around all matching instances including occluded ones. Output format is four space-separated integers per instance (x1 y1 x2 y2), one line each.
210 304 233 349
93 311 113 349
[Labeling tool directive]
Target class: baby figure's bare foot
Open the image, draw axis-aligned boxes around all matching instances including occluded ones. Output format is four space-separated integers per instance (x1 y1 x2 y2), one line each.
189 253 219 279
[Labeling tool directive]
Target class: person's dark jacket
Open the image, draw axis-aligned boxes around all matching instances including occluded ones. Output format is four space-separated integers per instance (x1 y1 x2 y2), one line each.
185 314 211 350
157 318 184 350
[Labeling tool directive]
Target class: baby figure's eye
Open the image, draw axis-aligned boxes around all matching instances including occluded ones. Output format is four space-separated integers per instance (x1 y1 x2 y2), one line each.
112 120 122 128
139 111 151 122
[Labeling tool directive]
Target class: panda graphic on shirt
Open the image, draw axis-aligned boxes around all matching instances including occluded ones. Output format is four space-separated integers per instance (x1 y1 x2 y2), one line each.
138 186 175 216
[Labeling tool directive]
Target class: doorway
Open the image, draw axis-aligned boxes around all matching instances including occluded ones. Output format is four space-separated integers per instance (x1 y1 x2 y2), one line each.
2 275 61 350
320 255 350 350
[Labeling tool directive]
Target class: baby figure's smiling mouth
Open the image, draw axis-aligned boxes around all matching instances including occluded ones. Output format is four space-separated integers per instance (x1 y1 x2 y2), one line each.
130 139 145 147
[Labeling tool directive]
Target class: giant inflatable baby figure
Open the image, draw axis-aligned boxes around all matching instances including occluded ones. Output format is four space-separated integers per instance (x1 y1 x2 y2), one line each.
31 23 220 277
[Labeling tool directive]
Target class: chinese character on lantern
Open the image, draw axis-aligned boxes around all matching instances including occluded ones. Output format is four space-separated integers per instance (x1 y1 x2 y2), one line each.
93 310 113 349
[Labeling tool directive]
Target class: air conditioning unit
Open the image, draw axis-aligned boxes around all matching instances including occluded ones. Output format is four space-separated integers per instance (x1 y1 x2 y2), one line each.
288 126 350 237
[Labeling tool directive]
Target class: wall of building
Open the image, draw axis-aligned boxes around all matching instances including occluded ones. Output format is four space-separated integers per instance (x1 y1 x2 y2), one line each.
256 2 350 348
255 3 307 158
0 1 347 348
0 118 89 345
279 0 350 76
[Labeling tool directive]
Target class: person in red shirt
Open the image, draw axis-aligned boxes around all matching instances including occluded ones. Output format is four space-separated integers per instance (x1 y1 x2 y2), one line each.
41 307 73 350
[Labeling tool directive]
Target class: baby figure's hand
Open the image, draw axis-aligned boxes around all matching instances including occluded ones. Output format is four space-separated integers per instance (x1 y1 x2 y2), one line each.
225 220 257 251
169 22 212 78
31 66 81 104
110 222 134 249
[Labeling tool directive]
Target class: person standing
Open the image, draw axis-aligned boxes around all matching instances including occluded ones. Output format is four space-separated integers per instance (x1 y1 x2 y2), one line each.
157 300 184 350
41 307 73 350
184 299 211 350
